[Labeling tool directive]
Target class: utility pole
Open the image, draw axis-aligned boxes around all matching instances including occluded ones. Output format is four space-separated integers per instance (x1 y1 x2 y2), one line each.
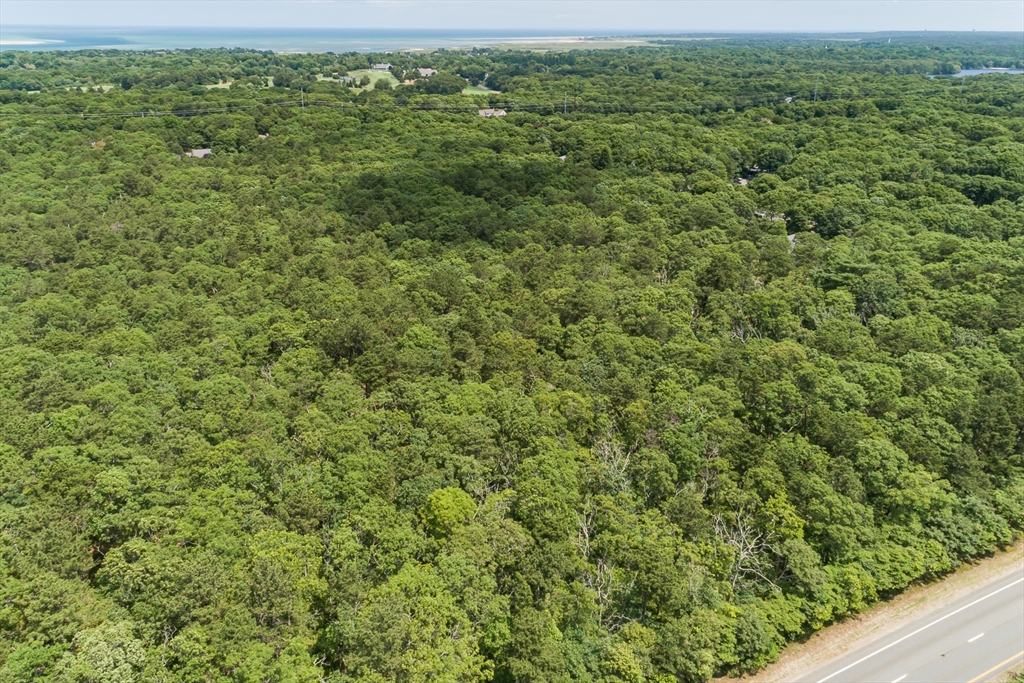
301 88 305 109
563 92 567 115
813 75 819 102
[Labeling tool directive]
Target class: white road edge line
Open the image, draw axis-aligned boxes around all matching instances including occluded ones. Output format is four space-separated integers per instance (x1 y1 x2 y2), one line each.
968 633 985 643
815 577 1024 683
891 674 908 683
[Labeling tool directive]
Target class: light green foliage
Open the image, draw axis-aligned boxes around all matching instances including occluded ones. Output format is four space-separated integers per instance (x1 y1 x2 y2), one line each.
422 487 477 539
350 563 490 681
1 37 1023 683
52 622 145 683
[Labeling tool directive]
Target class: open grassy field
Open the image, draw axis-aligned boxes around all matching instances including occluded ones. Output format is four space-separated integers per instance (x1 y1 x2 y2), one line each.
346 69 400 90
461 83 494 95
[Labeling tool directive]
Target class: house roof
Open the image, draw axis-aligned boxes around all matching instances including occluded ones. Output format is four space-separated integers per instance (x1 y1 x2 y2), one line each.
185 148 211 158
478 109 507 117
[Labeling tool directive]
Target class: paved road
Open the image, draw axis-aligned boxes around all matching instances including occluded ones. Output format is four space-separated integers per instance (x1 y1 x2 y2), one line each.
800 569 1024 683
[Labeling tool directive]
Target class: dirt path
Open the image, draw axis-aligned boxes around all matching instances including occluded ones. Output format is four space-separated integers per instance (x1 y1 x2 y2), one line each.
717 539 1024 683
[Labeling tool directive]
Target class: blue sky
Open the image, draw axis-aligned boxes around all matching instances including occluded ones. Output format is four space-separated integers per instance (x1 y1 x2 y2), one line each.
2 0 1023 32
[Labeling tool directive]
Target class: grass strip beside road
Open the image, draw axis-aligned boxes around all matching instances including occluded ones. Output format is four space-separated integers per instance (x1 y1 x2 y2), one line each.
721 538 1024 683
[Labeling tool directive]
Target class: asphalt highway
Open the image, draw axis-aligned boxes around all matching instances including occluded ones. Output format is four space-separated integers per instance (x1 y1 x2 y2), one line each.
800 569 1024 683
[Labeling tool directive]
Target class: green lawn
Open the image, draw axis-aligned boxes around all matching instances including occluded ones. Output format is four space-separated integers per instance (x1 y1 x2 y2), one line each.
346 69 400 90
461 83 494 95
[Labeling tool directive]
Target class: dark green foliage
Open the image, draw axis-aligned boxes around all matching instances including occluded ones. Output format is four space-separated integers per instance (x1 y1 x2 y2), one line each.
417 72 469 95
1 37 1023 683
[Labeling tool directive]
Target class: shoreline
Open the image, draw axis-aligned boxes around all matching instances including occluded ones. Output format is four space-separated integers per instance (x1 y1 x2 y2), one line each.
1 35 654 54
3 29 1022 55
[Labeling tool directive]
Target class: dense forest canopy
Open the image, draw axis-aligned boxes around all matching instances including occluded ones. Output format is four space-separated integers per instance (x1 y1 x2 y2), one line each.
1 36 1023 682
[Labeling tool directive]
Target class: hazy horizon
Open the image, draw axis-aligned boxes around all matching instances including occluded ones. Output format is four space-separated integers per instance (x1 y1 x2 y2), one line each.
7 26 1024 34
3 0 1023 33
5 25 1021 55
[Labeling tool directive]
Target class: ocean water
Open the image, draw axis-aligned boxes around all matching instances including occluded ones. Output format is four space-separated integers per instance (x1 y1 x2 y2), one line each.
926 68 1024 78
0 27 612 52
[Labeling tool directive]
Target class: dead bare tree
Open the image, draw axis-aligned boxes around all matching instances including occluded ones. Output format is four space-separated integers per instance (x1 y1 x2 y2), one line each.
697 440 720 500
730 319 763 343
593 428 634 495
582 558 638 633
712 506 780 592
573 505 597 560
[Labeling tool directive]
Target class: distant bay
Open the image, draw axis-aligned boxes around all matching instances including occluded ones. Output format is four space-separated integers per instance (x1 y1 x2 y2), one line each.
926 68 1024 78
5 27 1023 56
0 26 624 52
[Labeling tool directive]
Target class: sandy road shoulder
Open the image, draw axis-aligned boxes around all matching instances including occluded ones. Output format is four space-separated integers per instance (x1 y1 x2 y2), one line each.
718 539 1024 683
